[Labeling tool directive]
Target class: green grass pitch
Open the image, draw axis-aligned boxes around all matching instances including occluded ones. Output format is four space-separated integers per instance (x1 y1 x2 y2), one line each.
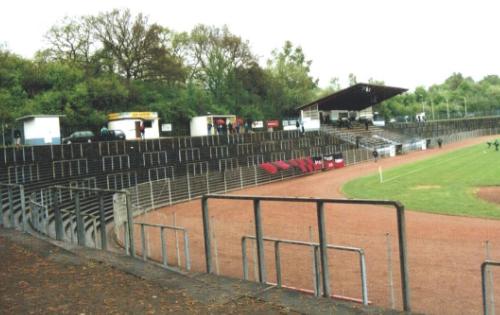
342 143 500 219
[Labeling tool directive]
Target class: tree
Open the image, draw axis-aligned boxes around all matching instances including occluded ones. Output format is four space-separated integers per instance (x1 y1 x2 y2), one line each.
266 41 318 116
185 25 255 105
43 16 94 67
90 9 184 83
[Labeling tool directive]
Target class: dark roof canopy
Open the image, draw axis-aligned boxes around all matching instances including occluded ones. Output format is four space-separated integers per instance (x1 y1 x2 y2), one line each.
297 83 407 111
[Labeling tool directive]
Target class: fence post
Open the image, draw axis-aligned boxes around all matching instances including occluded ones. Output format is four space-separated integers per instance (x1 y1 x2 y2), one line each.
141 224 147 261
125 192 135 257
223 171 227 192
253 199 266 283
19 185 26 231
184 231 191 270
313 246 322 296
316 201 331 297
8 187 14 228
275 241 282 287
239 167 243 189
483 262 489 315
50 189 61 241
187 173 192 200
123 221 129 255
160 227 168 267
386 232 395 309
98 193 107 250
74 191 85 246
149 181 155 210
485 241 495 315
202 197 212 273
359 249 369 306
242 237 248 280
396 203 411 312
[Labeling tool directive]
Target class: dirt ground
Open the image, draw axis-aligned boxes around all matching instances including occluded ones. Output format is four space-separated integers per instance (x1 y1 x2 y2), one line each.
135 135 500 315
0 230 302 315
477 187 500 205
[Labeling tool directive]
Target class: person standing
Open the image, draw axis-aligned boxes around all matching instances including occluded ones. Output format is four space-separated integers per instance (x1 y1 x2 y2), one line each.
14 129 21 148
140 122 145 140
100 125 109 140
437 138 443 149
372 149 379 162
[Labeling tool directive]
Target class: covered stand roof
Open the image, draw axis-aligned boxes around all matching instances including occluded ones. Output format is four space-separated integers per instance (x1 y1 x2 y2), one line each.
297 83 407 111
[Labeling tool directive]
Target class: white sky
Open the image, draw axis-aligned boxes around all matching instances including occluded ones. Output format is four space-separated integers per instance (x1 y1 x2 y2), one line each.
1 0 499 91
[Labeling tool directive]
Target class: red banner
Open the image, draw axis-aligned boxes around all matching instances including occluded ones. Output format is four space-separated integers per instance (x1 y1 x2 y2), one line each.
266 120 280 128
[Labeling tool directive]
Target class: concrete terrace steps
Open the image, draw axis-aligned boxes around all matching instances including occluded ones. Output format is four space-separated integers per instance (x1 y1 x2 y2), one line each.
1 130 356 245
0 228 412 315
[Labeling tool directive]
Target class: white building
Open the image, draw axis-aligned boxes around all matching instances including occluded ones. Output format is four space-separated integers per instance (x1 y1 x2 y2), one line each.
190 114 237 136
107 112 160 140
16 115 63 145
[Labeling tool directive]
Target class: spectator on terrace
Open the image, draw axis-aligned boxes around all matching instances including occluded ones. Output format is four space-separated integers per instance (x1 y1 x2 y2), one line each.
207 122 213 135
100 125 109 138
227 122 233 134
14 129 21 148
372 149 379 162
140 122 145 139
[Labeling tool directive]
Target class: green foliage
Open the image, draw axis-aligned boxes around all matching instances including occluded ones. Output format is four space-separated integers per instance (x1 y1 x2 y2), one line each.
376 73 500 121
342 144 500 219
3 8 500 134
265 41 318 117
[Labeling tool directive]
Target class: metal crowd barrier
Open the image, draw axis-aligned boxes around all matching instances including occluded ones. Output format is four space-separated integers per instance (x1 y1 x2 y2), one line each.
135 222 191 271
0 183 26 231
201 194 411 312
48 185 135 255
482 260 500 315
241 235 368 305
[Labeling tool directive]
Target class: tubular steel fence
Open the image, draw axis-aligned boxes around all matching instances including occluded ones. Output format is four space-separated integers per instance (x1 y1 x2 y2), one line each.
134 222 191 271
0 183 26 231
127 148 374 213
1 123 499 314
201 194 411 312
241 235 369 305
28 186 134 252
482 260 500 315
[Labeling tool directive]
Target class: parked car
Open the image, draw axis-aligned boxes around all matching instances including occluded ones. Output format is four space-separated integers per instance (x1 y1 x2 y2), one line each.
62 131 95 144
109 129 126 141
98 129 126 141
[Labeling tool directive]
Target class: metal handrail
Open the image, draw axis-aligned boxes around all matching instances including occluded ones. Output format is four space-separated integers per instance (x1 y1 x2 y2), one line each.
482 260 500 315
0 182 26 231
134 222 191 270
241 235 368 305
201 193 411 312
